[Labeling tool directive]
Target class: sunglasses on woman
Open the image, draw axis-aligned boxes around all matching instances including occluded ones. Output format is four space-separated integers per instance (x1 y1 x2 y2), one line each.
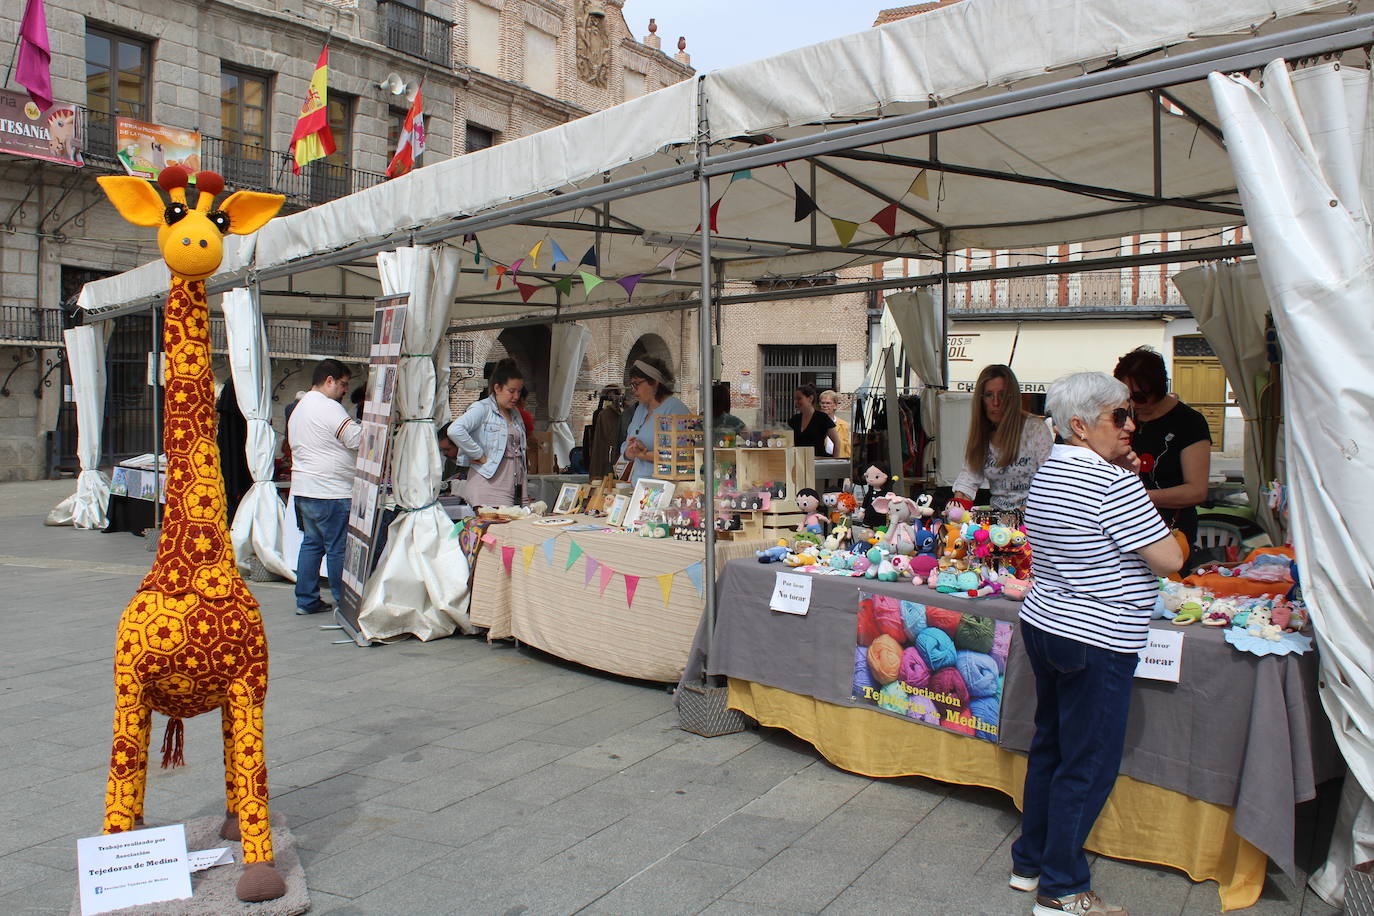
1110 407 1134 428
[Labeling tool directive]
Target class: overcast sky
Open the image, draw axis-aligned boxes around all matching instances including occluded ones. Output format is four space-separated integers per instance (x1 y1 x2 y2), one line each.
623 2 897 74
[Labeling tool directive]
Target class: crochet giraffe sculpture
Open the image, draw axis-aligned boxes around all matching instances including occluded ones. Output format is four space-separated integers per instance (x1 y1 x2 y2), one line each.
95 166 286 903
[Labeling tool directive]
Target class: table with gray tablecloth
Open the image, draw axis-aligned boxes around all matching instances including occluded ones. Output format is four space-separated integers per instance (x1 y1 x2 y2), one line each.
685 559 1342 881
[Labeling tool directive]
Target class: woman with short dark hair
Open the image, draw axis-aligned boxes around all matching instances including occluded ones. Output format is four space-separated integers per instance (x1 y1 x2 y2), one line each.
787 383 841 457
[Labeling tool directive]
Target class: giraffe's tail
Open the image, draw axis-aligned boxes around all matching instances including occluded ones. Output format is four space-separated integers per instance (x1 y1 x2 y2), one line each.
159 717 186 769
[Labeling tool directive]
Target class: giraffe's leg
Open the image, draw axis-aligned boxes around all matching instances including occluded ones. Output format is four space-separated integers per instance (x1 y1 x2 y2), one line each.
219 703 241 842
226 683 285 902
103 688 151 834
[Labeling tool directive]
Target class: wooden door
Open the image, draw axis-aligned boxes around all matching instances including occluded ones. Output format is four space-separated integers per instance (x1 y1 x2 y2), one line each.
1173 354 1227 451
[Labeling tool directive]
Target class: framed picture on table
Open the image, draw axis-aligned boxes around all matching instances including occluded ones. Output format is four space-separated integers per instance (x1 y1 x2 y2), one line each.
553 483 581 515
607 494 630 527
624 477 676 529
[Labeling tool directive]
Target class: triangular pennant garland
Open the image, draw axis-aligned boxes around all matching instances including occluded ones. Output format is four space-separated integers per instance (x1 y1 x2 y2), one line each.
624 574 640 608
549 239 569 267
501 545 515 575
908 169 929 199
730 170 752 182
584 556 600 587
528 240 544 268
579 245 599 268
598 563 614 596
684 561 704 595
565 540 583 571
481 533 497 545
657 573 674 607
872 202 899 237
708 198 722 233
580 271 605 298
509 258 524 275
541 538 556 567
656 246 685 280
521 544 536 571
616 274 644 300
793 183 819 222
831 218 859 248
494 264 508 290
554 275 575 297
516 281 539 303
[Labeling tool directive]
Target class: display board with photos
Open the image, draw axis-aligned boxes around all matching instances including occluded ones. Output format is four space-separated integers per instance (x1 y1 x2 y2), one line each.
338 294 409 637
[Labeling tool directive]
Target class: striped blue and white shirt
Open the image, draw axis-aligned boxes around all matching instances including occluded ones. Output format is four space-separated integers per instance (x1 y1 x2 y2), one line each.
1020 444 1171 653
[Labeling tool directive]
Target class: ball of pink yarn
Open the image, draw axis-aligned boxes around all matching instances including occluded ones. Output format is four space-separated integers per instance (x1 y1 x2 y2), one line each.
867 634 903 685
899 646 931 689
925 607 963 639
874 601 907 644
928 666 970 717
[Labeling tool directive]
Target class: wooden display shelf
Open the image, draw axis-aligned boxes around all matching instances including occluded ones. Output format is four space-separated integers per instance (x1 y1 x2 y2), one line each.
654 413 704 481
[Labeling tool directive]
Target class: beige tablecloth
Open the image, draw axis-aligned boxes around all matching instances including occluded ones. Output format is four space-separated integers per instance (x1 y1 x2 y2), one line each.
471 515 765 681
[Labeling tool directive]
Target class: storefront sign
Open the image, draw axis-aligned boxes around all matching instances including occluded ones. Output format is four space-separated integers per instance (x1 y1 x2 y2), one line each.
115 117 200 179
0 89 83 166
946 333 978 362
76 824 192 915
954 379 1050 394
852 592 1011 743
769 572 813 615
1134 629 1184 682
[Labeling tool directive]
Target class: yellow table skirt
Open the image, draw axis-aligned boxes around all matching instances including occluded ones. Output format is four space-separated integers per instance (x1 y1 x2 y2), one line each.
728 678 1267 911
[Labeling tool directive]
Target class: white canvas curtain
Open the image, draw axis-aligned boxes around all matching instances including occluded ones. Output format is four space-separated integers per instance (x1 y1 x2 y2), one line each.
358 246 472 641
1171 261 1284 542
1211 60 1374 903
223 288 294 580
884 289 945 479
548 323 590 468
46 326 110 529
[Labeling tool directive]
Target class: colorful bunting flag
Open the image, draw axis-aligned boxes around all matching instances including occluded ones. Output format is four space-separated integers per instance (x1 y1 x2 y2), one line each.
501 545 515 575
624 574 640 608
657 573 674 607
656 246 685 280
509 258 524 275
684 561 704 595
598 563 614 596
549 239 569 267
584 556 600 587
494 264 508 290
831 218 859 248
579 245 599 268
516 281 539 303
554 276 575 297
541 538 556 567
289 45 336 174
579 271 604 298
872 202 899 236
616 274 644 300
909 169 929 199
730 170 752 182
565 540 583 571
528 240 544 268
480 533 497 545
521 544 536 571
793 183 818 222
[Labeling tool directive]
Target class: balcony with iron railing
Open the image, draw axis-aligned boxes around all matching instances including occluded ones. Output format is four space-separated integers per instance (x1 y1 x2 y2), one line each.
209 318 372 361
378 0 454 67
0 306 65 346
71 107 386 209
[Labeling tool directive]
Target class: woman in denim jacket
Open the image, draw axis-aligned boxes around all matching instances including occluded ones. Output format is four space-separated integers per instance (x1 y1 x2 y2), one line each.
439 359 527 508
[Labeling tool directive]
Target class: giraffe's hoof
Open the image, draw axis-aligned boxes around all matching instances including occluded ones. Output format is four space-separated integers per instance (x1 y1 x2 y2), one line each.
219 811 240 842
236 861 286 902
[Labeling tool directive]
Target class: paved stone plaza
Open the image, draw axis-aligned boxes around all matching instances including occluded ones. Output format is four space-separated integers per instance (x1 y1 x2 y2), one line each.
0 481 1338 915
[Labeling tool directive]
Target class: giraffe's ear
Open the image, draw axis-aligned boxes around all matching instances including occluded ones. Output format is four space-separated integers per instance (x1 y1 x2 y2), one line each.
218 191 285 236
96 176 166 227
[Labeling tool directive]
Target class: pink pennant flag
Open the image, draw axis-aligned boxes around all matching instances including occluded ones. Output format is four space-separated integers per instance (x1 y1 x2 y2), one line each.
584 556 600 587
598 563 614 596
480 533 497 545
501 545 515 575
624 574 640 608
16 0 53 113
510 258 525 275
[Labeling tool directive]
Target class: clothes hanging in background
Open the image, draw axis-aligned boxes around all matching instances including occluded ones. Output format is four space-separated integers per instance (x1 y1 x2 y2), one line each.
216 378 253 521
850 388 927 483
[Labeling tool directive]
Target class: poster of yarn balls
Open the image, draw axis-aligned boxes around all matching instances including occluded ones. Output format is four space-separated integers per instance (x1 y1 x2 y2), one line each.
852 592 1010 743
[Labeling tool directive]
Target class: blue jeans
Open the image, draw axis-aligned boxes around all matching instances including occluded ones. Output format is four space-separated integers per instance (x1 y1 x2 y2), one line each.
1011 621 1137 898
294 496 349 610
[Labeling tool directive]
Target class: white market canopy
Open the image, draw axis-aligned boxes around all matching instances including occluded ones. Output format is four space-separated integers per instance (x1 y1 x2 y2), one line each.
78 0 1374 330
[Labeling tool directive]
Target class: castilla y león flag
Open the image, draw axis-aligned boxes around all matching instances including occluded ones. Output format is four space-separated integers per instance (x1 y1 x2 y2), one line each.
289 45 335 174
386 82 426 179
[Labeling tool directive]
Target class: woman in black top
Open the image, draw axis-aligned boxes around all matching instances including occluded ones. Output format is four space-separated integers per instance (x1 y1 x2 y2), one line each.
1113 346 1212 546
787 383 841 457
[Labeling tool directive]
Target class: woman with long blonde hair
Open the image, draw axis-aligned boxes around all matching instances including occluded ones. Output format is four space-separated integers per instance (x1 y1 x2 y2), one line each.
953 364 1052 510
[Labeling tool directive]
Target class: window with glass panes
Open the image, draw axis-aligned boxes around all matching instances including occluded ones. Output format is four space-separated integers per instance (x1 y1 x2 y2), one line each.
465 123 495 153
220 68 269 152
85 27 150 159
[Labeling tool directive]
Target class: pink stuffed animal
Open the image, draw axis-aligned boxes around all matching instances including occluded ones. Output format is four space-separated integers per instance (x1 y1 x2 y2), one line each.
872 494 921 556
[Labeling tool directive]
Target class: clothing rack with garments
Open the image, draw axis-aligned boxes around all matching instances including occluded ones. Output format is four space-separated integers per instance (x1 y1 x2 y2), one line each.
850 387 926 485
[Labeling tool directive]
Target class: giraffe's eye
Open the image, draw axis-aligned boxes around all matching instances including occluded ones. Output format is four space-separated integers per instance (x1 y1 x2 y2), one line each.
164 203 187 225
208 210 230 234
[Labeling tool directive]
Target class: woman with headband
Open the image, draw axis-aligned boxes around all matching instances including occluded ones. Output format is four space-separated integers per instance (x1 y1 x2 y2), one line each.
620 356 689 484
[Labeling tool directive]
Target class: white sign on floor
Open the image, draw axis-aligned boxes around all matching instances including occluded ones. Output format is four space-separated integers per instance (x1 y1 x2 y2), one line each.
77 824 192 915
1135 629 1184 682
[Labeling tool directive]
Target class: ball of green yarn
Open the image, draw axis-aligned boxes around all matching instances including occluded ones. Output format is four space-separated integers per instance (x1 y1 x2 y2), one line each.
955 614 995 654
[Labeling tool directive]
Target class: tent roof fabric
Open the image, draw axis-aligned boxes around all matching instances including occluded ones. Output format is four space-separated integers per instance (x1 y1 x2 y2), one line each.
78 0 1355 325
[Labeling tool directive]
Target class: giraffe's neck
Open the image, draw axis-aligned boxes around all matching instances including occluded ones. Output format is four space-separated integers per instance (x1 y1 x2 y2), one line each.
143 275 238 594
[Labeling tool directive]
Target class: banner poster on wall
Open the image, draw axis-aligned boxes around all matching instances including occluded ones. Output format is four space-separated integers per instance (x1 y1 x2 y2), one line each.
0 89 84 166
851 591 1012 743
336 293 409 643
115 117 201 179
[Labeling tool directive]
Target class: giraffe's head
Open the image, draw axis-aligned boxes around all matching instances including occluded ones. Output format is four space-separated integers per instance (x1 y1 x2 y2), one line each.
96 166 285 281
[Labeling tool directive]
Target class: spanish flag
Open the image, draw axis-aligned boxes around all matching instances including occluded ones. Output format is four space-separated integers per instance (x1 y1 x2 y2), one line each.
289 45 335 174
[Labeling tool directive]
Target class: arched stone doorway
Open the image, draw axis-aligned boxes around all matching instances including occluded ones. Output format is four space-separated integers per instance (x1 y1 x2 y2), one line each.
624 333 672 385
491 325 551 421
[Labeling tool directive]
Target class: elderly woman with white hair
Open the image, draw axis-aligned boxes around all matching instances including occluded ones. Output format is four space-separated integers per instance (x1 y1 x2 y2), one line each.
1009 371 1183 916
619 356 689 484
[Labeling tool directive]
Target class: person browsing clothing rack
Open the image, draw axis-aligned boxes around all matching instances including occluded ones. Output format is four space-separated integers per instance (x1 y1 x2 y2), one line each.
953 364 1053 510
620 357 688 484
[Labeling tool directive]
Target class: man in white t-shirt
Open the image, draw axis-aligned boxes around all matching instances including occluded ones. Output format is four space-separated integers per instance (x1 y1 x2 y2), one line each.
288 359 362 614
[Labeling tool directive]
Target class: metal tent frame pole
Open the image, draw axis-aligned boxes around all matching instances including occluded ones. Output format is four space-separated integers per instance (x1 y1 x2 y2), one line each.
696 76 718 641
